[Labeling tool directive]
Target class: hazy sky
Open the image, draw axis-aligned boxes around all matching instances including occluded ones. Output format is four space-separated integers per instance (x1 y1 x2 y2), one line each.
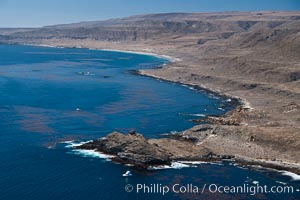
0 0 300 27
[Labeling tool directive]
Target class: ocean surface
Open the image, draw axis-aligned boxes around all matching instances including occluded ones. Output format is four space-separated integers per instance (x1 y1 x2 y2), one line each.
0 44 299 200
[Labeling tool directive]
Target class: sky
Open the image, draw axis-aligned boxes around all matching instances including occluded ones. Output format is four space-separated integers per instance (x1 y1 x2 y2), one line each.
0 0 300 27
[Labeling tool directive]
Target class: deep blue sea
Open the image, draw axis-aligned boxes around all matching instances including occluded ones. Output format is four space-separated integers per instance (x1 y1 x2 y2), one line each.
0 44 299 200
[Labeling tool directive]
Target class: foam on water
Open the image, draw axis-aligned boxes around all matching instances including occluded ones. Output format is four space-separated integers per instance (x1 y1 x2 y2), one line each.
252 180 259 184
71 149 115 160
276 181 287 185
147 161 218 170
179 113 206 117
148 162 191 170
188 113 206 117
181 84 195 90
178 161 208 165
62 140 115 161
62 140 93 148
281 171 300 181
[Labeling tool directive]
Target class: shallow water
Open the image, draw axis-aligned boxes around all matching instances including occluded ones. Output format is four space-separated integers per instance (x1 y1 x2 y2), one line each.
0 45 299 200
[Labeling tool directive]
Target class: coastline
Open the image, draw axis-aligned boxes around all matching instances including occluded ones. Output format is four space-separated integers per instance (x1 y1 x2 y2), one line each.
137 70 252 110
22 43 247 109
21 43 181 63
64 140 300 179
15 43 300 175
98 48 182 63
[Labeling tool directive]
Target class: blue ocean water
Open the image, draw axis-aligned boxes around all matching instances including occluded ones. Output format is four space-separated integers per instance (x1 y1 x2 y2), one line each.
0 44 299 200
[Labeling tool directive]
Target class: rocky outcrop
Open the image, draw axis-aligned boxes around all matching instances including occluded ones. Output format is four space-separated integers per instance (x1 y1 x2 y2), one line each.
75 119 300 173
192 106 258 126
78 132 172 166
77 130 233 167
193 115 242 126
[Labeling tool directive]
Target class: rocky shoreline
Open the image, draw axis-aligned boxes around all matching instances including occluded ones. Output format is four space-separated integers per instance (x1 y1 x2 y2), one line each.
76 128 300 174
26 43 300 175
76 105 300 174
14 42 300 175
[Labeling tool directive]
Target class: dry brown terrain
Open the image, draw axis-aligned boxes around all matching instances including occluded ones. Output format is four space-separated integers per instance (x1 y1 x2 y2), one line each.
1 11 300 171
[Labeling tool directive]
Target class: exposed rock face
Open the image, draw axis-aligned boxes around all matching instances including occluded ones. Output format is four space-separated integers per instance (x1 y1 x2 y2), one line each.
77 131 227 167
75 104 300 172
76 120 300 173
78 132 171 166
192 106 264 126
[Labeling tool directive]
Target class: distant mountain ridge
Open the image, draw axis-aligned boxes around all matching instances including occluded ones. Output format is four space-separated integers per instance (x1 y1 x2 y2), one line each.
1 11 300 44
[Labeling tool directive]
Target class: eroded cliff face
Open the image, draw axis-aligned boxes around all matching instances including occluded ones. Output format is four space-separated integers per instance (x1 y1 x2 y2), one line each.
2 12 300 45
